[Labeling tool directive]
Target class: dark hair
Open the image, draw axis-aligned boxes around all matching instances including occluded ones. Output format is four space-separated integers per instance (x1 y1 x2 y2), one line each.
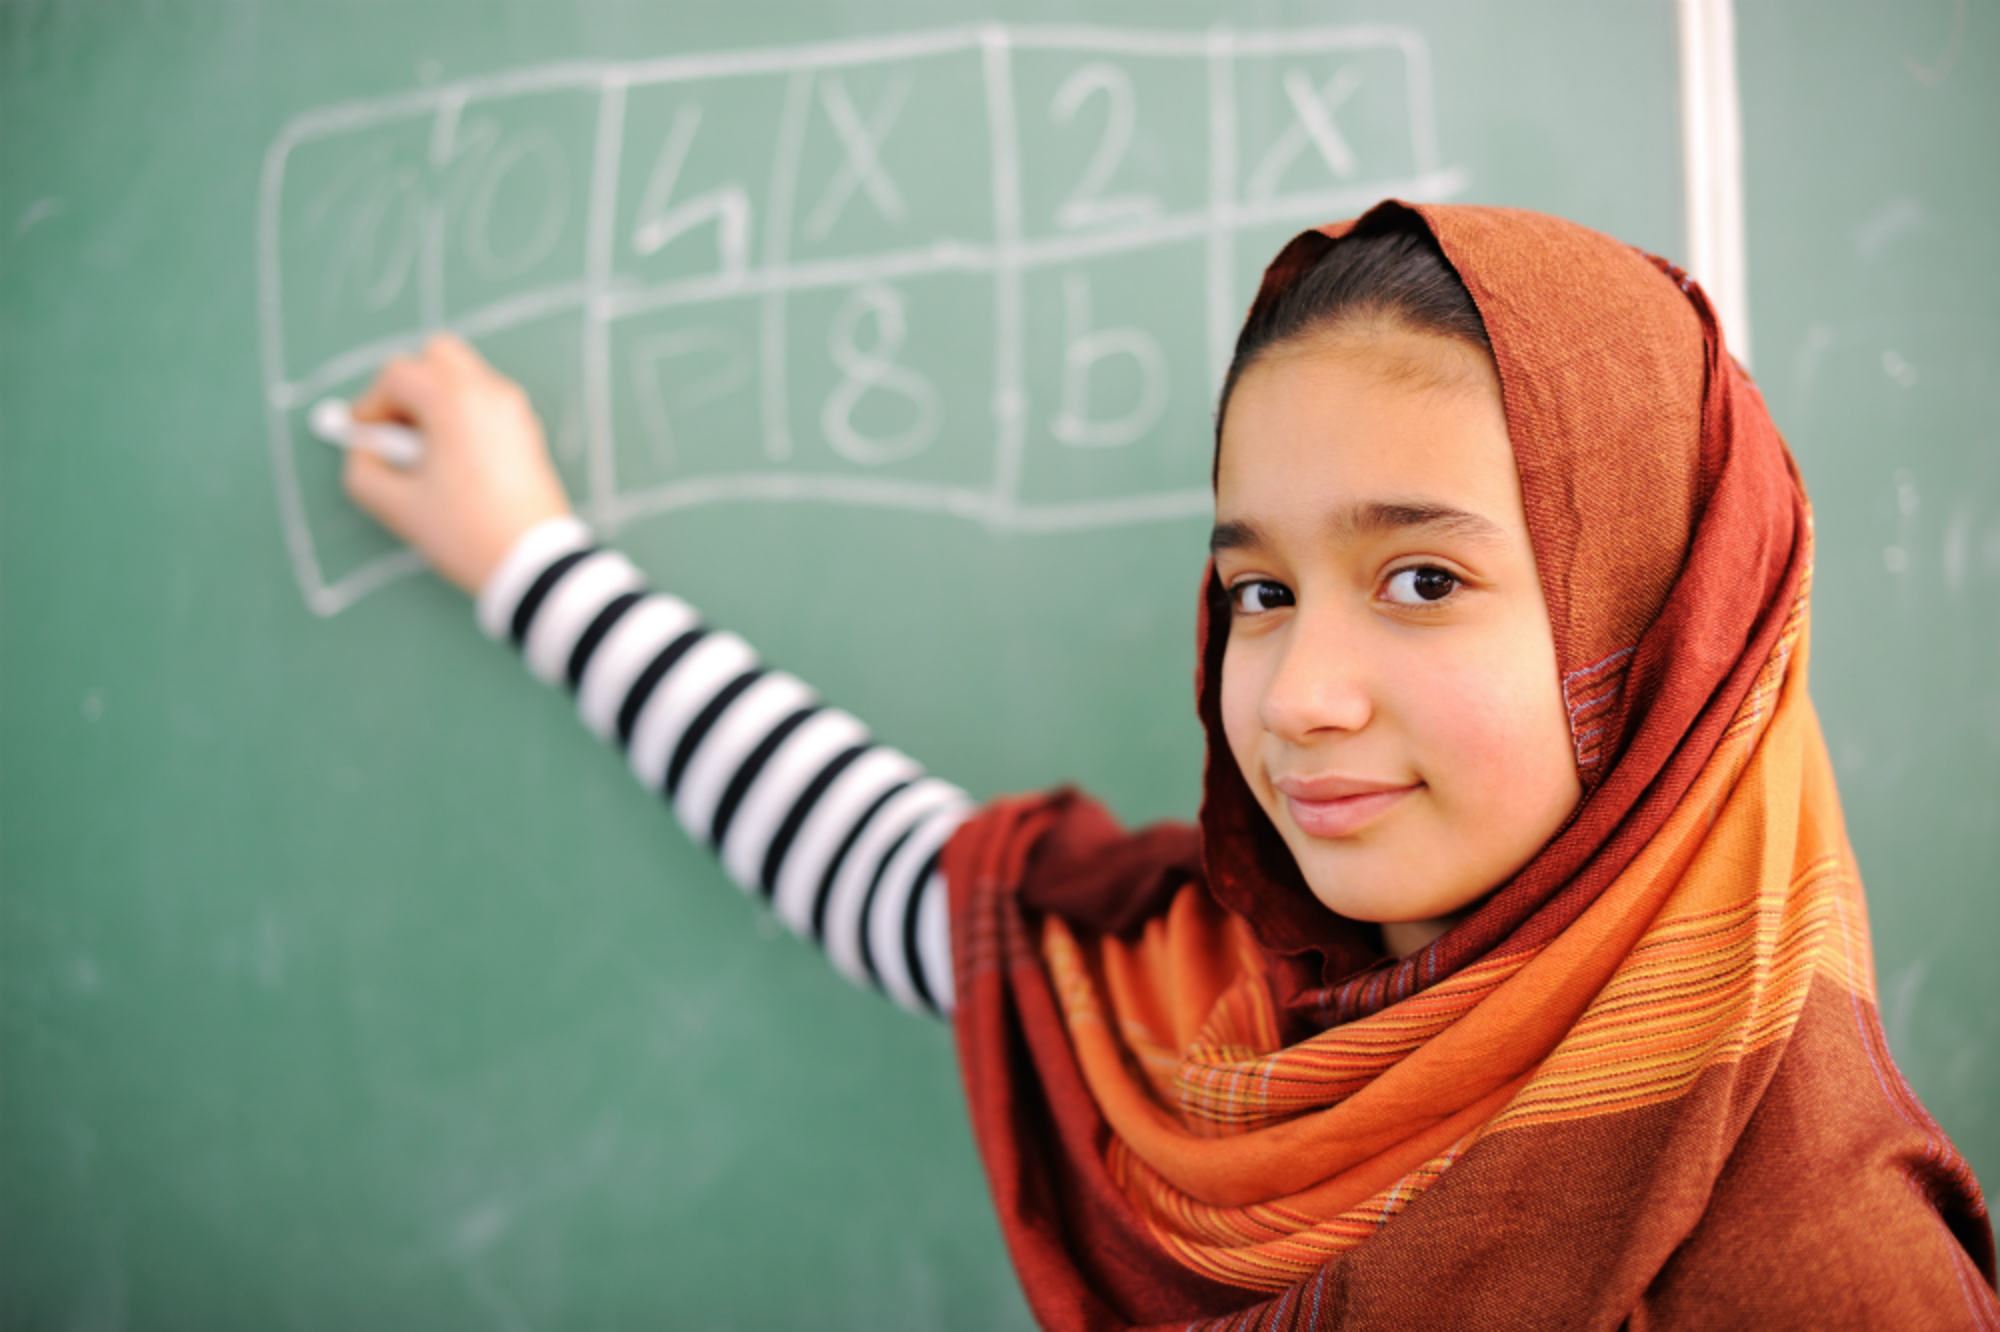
1217 220 1492 429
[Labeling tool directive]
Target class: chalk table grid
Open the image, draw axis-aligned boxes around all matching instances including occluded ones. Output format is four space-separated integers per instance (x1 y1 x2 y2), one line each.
257 24 1465 616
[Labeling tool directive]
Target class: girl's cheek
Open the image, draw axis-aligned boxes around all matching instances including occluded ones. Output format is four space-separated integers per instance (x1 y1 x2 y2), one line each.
1399 638 1571 808
1218 642 1271 797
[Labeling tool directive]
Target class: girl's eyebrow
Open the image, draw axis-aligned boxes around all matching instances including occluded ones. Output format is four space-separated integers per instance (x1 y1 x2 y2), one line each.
1330 500 1508 544
1209 519 1264 554
1210 502 1506 556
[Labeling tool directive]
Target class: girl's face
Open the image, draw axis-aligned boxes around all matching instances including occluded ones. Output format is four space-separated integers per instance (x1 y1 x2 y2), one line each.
1213 327 1580 956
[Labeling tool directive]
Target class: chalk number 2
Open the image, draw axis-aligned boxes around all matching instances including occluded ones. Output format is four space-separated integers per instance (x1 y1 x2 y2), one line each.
1048 63 1158 232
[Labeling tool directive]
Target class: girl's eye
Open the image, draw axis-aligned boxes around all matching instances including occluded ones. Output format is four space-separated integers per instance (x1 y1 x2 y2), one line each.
1230 579 1295 614
1382 566 1461 606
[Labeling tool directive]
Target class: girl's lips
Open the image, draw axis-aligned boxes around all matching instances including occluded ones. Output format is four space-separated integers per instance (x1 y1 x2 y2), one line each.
1278 780 1419 838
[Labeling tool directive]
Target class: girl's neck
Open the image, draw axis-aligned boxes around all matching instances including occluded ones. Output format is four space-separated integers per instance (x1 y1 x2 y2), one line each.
1381 914 1460 958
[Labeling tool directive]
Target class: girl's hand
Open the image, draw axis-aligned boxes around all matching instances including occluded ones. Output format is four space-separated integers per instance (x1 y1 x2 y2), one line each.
343 335 573 595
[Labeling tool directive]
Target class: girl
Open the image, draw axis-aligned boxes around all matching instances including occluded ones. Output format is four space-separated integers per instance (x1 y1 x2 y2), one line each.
344 202 1998 1329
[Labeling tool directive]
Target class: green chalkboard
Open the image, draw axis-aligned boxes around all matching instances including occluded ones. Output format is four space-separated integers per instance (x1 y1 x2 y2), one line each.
1 1 1991 1327
1737 0 2000 1212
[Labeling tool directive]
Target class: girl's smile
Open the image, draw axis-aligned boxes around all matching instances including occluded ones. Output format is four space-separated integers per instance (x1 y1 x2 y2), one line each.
1213 324 1582 957
1275 773 1419 839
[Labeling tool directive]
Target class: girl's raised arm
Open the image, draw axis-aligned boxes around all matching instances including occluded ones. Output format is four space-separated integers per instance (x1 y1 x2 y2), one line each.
343 336 967 1017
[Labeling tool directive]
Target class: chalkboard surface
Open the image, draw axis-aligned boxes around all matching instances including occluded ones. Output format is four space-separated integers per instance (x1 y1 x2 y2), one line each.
1736 0 1999 1225
1 2 1991 1327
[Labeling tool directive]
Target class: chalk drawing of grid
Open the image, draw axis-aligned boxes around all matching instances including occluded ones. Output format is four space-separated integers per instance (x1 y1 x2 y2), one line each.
258 24 1466 616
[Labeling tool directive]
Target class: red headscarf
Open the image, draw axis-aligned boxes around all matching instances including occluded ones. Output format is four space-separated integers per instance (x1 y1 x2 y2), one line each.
943 202 1996 1329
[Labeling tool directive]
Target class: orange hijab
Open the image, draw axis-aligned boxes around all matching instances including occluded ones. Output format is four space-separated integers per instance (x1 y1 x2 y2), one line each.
944 203 1997 1330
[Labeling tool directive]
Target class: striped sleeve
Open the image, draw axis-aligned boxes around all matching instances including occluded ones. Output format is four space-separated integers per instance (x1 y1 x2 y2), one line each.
475 517 966 1016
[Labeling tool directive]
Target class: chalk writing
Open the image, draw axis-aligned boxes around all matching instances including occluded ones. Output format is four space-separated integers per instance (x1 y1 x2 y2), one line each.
258 23 1465 615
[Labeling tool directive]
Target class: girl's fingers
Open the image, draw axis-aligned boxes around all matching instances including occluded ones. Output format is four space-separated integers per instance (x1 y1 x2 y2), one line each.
352 353 439 430
341 332 572 594
341 447 415 540
425 332 489 378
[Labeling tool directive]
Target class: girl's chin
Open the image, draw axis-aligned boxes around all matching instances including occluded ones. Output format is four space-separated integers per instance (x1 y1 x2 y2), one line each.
1286 836 1472 931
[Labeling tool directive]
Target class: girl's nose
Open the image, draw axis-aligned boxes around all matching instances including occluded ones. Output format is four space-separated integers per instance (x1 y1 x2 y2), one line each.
1257 610 1373 742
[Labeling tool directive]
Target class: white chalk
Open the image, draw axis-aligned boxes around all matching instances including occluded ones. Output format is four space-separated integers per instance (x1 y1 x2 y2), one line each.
307 397 424 468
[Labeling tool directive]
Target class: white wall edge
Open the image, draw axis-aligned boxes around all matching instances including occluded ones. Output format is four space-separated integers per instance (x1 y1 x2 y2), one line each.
1678 0 1752 368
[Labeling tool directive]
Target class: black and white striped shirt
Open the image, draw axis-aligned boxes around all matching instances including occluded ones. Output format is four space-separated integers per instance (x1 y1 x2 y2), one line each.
477 517 968 1017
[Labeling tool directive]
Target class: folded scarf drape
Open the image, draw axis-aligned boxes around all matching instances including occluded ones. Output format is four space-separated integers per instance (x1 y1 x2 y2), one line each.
945 203 1997 1330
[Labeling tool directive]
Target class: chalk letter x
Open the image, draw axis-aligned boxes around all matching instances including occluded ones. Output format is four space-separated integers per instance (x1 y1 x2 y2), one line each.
803 73 912 241
1245 66 1364 202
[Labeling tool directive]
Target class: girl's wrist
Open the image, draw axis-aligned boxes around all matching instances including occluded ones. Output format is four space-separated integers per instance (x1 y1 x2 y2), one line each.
473 515 596 642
